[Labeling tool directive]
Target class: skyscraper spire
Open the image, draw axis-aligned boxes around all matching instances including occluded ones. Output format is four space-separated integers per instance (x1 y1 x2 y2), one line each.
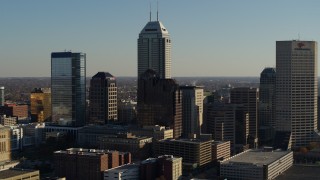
149 3 152 22
157 1 159 21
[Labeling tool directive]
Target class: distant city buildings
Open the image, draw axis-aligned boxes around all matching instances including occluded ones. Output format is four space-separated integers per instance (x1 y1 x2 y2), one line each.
51 52 86 127
180 86 204 138
0 104 28 120
275 41 318 148
138 18 171 79
117 101 136 124
137 69 182 138
89 72 117 125
30 88 51 122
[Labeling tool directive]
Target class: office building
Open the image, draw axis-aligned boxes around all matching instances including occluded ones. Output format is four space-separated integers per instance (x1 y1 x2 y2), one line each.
138 17 171 79
153 138 212 168
0 87 4 106
0 168 39 180
212 141 230 161
205 102 249 154
118 101 136 124
0 115 17 126
30 88 51 122
130 125 173 141
220 149 293 180
180 86 204 138
51 52 86 127
276 41 318 147
230 87 259 147
89 72 117 125
0 104 28 119
0 126 11 163
137 69 182 138
259 68 276 146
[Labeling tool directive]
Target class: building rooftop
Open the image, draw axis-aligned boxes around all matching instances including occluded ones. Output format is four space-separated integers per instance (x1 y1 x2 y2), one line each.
0 168 39 179
159 138 213 144
221 149 291 167
104 163 139 173
140 21 169 35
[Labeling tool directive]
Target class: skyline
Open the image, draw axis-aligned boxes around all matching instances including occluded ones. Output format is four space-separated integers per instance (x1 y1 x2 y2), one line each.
1 0 320 77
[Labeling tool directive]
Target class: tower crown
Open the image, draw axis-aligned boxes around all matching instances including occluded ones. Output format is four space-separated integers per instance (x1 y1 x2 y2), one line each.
140 21 169 35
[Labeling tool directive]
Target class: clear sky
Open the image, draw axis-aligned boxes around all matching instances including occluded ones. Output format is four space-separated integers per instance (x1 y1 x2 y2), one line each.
1 0 320 77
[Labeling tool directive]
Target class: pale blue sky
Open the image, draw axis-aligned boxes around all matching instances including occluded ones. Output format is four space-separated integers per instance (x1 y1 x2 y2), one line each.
1 0 320 77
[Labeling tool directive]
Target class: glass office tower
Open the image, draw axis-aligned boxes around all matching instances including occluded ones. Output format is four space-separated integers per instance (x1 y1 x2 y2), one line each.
51 52 86 127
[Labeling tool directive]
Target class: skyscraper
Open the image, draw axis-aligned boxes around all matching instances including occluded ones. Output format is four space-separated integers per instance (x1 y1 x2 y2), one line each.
51 52 86 127
259 68 276 146
276 41 318 147
230 87 259 147
0 87 4 106
138 18 171 79
89 72 117 124
180 86 204 138
30 88 51 122
137 69 182 138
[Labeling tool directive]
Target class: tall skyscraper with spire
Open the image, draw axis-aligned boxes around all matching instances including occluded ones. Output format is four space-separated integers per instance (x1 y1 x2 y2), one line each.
275 40 318 148
137 11 171 79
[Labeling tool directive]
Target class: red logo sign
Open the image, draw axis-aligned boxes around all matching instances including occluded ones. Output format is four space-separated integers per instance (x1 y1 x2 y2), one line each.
298 43 305 48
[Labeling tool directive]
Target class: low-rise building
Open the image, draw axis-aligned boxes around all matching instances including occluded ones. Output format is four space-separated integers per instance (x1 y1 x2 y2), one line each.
153 138 212 169
0 168 39 180
220 149 293 180
54 148 131 180
0 115 18 126
130 125 173 140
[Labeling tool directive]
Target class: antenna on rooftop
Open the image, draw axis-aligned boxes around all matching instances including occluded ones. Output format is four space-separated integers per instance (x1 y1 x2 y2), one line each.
149 2 152 22
157 1 159 21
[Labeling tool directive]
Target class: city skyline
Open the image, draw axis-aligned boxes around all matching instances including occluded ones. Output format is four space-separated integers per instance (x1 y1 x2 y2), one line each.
1 1 320 77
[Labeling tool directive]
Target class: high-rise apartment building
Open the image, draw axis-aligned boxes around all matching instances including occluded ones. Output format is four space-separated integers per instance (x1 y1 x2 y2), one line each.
230 87 259 147
51 52 86 127
0 87 4 106
180 86 204 138
89 72 117 125
137 69 182 138
138 18 171 79
276 41 318 147
30 88 51 122
259 68 276 146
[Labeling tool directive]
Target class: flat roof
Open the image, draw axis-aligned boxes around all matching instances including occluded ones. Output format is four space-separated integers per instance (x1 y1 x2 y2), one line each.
221 149 292 166
160 138 212 144
105 164 139 173
0 169 39 179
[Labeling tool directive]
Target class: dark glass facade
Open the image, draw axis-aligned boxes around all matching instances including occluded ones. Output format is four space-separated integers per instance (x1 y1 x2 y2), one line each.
137 69 182 138
51 52 86 127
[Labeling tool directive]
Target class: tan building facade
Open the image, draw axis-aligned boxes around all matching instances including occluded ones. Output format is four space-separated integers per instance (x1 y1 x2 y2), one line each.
30 88 51 122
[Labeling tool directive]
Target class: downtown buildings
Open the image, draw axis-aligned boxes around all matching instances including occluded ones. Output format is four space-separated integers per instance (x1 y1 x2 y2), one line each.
30 88 51 123
51 52 86 127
